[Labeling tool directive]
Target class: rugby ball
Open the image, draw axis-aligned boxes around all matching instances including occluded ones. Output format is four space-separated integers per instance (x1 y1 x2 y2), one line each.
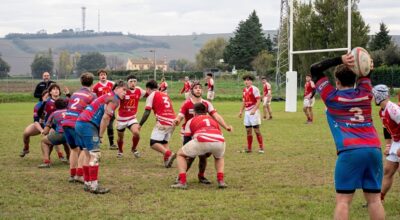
350 47 372 76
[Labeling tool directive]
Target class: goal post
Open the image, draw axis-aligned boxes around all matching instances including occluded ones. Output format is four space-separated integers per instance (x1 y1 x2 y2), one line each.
285 0 352 112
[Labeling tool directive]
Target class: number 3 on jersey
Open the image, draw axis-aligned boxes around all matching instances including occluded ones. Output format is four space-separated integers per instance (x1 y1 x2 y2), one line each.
349 107 365 122
162 97 170 108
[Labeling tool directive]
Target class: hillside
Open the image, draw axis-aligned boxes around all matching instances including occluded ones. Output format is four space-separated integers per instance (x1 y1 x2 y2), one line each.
1 31 398 76
0 31 277 76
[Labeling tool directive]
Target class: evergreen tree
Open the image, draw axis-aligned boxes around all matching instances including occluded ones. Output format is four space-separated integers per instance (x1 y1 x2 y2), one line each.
223 10 268 70
0 54 10 78
196 37 227 70
369 22 392 51
31 53 54 78
77 52 106 72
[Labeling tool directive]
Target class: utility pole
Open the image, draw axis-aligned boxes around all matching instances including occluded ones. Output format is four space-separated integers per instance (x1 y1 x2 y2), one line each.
149 49 156 80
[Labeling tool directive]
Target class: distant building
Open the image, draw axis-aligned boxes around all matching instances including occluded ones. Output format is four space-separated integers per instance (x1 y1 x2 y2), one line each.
126 58 168 72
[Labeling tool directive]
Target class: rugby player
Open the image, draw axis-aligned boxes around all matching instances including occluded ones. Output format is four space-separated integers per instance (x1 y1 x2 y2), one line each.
205 73 215 101
159 77 168 93
180 76 191 99
261 77 272 120
303 74 316 124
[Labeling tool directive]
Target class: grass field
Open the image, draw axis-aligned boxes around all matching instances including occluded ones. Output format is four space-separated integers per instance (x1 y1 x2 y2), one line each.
1 100 400 219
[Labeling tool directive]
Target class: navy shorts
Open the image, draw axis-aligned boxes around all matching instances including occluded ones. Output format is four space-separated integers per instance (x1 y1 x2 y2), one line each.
64 127 79 149
48 131 66 145
335 148 383 193
75 121 100 152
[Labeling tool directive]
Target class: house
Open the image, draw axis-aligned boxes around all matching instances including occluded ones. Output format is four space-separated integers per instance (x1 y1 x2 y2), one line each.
126 58 168 72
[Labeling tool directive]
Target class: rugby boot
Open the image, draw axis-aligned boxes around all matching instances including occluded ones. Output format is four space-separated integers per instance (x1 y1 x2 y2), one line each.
109 144 118 150
132 149 141 158
38 163 50 168
164 153 176 168
258 149 265 154
117 152 123 158
19 149 29 157
170 182 187 190
198 176 212 184
83 184 91 192
217 181 228 189
90 186 110 194
74 176 84 184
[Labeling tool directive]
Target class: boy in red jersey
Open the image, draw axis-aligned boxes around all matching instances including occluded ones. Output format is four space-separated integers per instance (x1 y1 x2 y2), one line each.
205 73 215 101
159 77 168 93
174 82 232 184
310 54 384 219
180 76 191 99
39 99 69 168
76 80 127 194
171 103 227 189
238 75 264 153
372 85 400 202
62 72 96 183
261 77 272 120
116 75 146 158
303 74 316 124
138 80 176 168
92 69 117 150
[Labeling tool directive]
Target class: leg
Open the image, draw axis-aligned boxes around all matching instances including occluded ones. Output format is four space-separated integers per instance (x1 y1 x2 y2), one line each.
303 106 309 121
364 192 385 220
39 136 52 168
308 107 313 122
130 124 141 152
266 104 272 119
380 161 399 200
198 154 212 184
246 127 253 152
214 157 226 188
171 148 188 189
262 104 267 119
107 115 116 148
63 143 70 159
117 129 124 155
21 123 41 156
253 126 264 151
69 148 80 178
334 193 354 220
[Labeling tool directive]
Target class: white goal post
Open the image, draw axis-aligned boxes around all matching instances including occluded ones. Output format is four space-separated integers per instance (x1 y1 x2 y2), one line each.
285 0 352 112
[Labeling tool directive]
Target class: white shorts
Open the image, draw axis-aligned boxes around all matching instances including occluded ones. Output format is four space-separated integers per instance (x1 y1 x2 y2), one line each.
207 91 215 100
150 122 175 142
116 118 138 131
263 95 272 106
386 141 400 163
184 92 190 99
303 97 315 108
244 109 261 127
182 139 225 159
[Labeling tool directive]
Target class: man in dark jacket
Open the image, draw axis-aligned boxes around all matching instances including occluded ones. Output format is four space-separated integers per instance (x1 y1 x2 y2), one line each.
34 72 55 101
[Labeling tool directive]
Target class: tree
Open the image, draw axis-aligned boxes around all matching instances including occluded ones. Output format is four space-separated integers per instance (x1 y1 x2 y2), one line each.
0 54 10 78
369 22 392 51
168 59 197 72
31 53 54 78
292 0 370 77
251 50 274 76
57 50 73 79
223 10 269 70
382 42 400 66
76 52 106 72
196 38 227 70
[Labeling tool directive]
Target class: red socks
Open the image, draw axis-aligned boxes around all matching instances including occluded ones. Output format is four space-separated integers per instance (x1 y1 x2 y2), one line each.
83 166 89 182
43 159 50 164
76 168 83 177
256 134 264 149
198 172 205 178
70 168 76 177
89 165 99 182
131 136 139 151
57 151 64 158
247 135 253 150
217 172 224 182
164 150 172 161
117 140 124 153
179 173 187 184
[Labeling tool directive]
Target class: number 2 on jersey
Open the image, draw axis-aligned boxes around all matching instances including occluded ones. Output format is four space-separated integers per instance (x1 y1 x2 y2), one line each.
71 98 80 110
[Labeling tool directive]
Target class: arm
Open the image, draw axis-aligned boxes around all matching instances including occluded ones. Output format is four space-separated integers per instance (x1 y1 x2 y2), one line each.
250 98 261 115
139 109 151 127
238 101 245 118
99 113 111 139
42 126 51 135
34 122 44 133
33 83 43 99
174 114 184 126
211 112 232 131
99 100 116 138
180 84 185 94
309 81 316 99
37 100 47 119
310 56 343 83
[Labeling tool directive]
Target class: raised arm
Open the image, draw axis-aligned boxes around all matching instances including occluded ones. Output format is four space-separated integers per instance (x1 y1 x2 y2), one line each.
310 56 342 83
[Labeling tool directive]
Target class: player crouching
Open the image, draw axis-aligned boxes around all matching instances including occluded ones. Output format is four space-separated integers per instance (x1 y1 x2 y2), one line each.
171 103 227 189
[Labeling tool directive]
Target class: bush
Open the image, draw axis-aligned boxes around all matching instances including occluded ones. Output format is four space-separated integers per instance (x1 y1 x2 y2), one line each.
370 65 400 87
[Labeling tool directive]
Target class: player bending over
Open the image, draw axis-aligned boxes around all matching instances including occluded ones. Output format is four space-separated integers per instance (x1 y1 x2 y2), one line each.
171 103 227 189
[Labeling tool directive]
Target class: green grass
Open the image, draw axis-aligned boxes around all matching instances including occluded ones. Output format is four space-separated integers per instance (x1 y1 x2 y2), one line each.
1 101 399 219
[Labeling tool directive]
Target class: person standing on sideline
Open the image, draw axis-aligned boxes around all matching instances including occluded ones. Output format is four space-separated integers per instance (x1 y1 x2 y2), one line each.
92 69 117 150
205 73 215 102
303 74 316 124
34 71 55 101
261 77 272 120
310 54 384 219
159 77 168 93
180 76 191 99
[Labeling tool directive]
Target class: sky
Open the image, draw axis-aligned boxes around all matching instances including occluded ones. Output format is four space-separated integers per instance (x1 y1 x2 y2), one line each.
0 0 399 37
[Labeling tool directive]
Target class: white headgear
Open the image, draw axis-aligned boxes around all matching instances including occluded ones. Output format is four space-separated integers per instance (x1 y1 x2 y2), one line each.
372 84 389 105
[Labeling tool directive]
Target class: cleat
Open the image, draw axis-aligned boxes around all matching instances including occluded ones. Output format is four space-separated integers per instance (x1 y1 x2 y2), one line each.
164 153 176 168
198 176 212 184
38 163 50 168
268 116 273 120
19 149 30 157
74 176 84 184
263 116 267 120
109 144 118 150
132 150 141 158
170 182 187 190
258 149 265 154
238 148 252 153
90 186 110 194
59 157 69 163
68 176 75 183
174 176 180 184
83 184 91 192
117 152 123 158
217 181 228 189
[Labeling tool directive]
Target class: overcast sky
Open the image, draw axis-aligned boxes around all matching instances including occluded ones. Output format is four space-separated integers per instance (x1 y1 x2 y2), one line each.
0 0 399 37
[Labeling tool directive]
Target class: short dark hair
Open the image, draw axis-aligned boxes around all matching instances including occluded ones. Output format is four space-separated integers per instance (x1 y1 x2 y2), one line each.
97 69 107 76
80 72 94 87
112 80 127 90
194 103 207 115
48 83 60 93
41 89 48 97
145 80 158 90
127 75 137 81
55 99 68 109
261 76 267 80
306 73 312 77
206 73 213 77
334 64 356 87
191 81 202 90
242 74 255 81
